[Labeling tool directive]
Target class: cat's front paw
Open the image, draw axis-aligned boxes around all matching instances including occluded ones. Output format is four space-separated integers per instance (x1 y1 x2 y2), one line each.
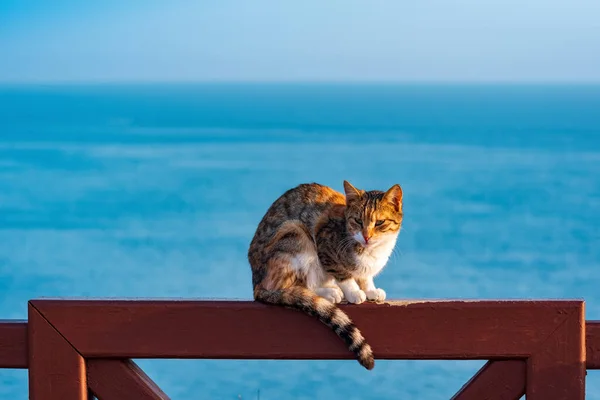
346 289 367 304
365 288 386 302
315 287 344 304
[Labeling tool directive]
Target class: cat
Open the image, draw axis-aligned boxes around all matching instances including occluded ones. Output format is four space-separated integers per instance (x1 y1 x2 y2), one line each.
247 180 403 370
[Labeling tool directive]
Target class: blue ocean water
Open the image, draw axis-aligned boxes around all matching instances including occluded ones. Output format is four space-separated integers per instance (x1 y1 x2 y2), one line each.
0 84 599 399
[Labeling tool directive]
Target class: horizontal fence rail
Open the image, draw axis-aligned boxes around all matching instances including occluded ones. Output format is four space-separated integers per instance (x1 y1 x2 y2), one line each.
0 320 27 369
0 299 598 399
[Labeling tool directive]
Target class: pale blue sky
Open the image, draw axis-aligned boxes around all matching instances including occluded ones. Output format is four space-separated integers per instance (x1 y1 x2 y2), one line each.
1 0 599 83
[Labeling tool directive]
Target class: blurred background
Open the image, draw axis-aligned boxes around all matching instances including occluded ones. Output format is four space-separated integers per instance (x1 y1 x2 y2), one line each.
1 1 599 399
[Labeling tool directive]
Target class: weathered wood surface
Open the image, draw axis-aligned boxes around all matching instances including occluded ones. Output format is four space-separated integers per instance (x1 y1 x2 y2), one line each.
0 320 27 368
87 359 169 400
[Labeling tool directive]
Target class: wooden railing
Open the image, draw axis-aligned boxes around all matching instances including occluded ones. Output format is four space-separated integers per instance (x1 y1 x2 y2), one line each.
1 299 599 399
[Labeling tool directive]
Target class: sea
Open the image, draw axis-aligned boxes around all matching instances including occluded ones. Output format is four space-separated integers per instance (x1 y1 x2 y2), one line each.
0 83 599 399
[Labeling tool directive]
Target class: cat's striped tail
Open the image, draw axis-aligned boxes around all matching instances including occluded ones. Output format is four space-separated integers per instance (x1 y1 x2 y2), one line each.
254 286 375 370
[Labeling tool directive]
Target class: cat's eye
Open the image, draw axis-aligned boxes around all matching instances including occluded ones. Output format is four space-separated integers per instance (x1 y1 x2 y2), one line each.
375 220 385 227
354 218 363 226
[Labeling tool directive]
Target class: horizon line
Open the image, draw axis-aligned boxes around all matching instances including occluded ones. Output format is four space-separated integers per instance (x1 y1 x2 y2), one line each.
1 79 600 87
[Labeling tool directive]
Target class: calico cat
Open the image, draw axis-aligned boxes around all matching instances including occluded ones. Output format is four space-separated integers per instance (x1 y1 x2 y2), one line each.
248 181 403 369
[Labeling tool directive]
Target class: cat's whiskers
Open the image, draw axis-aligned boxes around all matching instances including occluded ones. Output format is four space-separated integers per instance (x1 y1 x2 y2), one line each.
390 247 403 264
385 224 403 264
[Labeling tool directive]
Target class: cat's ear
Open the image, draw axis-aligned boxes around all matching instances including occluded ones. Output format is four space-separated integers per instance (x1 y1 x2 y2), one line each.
383 184 403 211
343 180 364 203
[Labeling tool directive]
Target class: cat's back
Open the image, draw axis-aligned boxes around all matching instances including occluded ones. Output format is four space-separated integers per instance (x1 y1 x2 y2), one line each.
248 182 345 273
269 182 345 218
251 183 345 238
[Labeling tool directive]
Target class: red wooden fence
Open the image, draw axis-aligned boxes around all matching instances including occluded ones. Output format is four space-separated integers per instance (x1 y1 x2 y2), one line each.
1 299 599 399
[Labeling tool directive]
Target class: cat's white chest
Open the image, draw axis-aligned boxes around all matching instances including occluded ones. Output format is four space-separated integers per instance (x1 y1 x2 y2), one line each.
355 236 397 277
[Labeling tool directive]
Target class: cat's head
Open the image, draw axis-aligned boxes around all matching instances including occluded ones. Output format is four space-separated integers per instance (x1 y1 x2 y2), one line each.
343 180 403 247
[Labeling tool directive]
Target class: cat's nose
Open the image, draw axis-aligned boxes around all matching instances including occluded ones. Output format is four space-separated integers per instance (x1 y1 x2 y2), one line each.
363 234 370 244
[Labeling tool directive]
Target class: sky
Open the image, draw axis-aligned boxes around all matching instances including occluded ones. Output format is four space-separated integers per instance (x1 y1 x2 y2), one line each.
0 0 599 83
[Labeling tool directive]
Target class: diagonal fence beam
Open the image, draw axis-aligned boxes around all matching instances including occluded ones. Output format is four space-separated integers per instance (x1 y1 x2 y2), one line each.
451 360 526 400
87 359 169 400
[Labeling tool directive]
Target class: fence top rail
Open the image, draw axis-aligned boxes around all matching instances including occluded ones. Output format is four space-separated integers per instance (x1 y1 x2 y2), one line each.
3 300 599 369
26 298 582 360
20 297 588 303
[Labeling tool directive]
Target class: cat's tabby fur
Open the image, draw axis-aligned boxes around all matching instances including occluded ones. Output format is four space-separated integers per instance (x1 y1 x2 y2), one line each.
248 181 403 369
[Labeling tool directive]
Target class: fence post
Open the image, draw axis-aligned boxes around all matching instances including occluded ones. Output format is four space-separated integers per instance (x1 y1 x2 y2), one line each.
526 304 586 399
28 302 88 400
